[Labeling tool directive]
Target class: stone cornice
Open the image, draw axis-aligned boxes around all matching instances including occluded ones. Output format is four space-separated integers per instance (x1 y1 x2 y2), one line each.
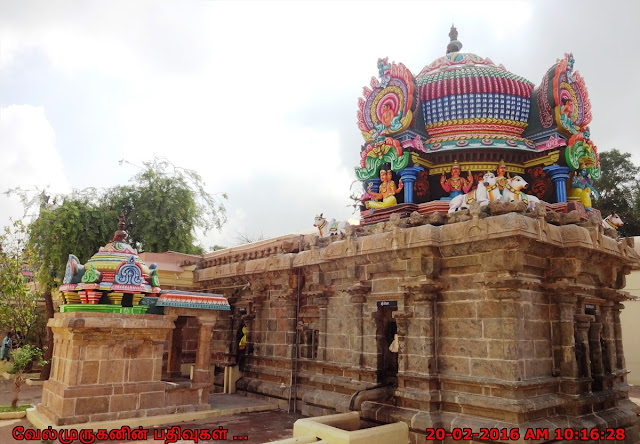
195 213 640 288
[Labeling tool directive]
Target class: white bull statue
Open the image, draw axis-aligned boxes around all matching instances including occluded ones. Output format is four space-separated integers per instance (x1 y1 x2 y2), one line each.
602 214 623 230
448 172 501 213
314 214 350 238
501 176 541 210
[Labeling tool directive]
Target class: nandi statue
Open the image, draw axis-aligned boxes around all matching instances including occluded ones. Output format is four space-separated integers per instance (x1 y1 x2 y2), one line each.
501 176 541 210
448 172 500 213
602 214 623 231
314 214 349 238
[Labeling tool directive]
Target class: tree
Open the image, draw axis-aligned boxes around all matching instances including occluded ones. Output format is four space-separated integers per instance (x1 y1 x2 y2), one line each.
109 158 227 253
235 230 265 245
593 149 640 236
0 221 43 345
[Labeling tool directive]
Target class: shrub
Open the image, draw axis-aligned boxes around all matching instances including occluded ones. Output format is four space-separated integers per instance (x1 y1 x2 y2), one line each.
9 345 46 374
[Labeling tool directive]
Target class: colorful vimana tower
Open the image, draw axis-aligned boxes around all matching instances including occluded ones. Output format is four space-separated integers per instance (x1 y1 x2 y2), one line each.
357 25 600 223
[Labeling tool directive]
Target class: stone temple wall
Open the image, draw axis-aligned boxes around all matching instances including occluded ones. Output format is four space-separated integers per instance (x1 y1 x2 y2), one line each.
196 208 640 443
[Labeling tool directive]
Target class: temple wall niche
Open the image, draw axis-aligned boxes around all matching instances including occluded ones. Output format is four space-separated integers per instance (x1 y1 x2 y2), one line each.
197 212 640 442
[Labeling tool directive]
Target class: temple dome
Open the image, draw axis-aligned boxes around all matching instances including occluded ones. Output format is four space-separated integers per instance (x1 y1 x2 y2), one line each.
416 51 536 152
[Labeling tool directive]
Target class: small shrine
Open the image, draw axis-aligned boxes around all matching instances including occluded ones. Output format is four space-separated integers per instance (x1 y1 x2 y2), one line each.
32 215 231 426
57 214 230 314
357 25 600 223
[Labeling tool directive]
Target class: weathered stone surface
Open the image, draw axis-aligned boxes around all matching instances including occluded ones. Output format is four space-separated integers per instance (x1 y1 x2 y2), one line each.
37 312 219 425
187 213 640 441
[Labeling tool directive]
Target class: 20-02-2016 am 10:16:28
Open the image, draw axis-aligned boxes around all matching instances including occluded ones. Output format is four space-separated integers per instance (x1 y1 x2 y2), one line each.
425 427 626 441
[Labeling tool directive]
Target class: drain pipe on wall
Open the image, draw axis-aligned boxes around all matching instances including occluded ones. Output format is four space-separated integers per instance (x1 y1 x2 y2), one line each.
288 235 303 413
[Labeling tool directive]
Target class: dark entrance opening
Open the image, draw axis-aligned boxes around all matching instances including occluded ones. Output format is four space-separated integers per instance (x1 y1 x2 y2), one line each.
376 305 398 384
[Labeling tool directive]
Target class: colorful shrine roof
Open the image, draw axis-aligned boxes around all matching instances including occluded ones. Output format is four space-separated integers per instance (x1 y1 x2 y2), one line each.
59 214 160 295
415 31 536 153
156 290 230 311
354 24 600 215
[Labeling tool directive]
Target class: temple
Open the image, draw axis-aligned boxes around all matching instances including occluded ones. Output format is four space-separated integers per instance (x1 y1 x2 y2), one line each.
191 28 638 442
32 28 639 442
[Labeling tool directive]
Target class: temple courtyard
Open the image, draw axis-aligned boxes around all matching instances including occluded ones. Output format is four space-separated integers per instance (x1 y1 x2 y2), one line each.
0 377 303 443
1 380 639 443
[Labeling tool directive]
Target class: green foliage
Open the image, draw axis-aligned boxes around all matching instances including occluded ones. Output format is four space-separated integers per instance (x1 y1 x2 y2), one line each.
0 221 42 342
11 158 227 292
108 159 226 253
29 199 116 292
9 344 45 374
594 149 640 236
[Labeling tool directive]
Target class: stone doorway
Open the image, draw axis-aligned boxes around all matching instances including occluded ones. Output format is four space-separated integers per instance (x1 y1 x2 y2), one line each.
376 305 398 384
166 315 194 379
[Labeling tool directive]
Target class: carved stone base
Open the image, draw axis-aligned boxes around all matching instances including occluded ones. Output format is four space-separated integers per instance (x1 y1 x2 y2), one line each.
360 203 418 225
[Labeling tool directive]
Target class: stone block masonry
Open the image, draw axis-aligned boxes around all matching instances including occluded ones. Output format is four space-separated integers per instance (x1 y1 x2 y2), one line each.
197 210 640 443
37 312 212 425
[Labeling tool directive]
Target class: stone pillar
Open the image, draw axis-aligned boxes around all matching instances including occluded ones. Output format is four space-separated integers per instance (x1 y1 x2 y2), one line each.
553 294 579 379
346 283 370 368
613 302 626 372
399 166 424 204
393 312 413 374
192 322 214 384
347 293 366 367
252 300 264 355
600 302 616 374
284 293 299 359
403 282 442 375
167 316 188 378
574 314 593 382
543 164 572 203
317 295 329 361
589 319 604 390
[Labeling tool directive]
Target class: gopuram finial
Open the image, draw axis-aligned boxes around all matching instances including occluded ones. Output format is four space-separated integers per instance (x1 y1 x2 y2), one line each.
446 24 463 54
113 213 128 242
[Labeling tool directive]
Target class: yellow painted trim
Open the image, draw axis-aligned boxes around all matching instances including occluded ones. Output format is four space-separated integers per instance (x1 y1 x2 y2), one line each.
523 150 560 168
426 118 528 129
429 162 525 176
416 151 560 176
410 153 433 168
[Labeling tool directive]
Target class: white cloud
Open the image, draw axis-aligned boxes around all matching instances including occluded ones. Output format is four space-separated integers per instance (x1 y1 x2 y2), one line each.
0 105 70 225
1 0 639 251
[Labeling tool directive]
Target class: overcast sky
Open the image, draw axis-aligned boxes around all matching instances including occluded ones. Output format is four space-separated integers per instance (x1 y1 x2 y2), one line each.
1 0 638 251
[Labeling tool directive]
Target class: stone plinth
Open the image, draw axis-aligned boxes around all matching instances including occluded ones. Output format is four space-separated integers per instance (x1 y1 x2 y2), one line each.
37 312 210 425
196 209 640 442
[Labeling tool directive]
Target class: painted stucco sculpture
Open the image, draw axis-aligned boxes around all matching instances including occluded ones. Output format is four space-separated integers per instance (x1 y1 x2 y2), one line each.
448 172 499 213
59 214 160 312
364 166 404 212
313 214 349 238
439 160 472 200
355 25 603 219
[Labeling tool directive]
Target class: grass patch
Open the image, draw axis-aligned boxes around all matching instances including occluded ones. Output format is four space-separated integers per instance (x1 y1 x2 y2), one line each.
0 404 32 412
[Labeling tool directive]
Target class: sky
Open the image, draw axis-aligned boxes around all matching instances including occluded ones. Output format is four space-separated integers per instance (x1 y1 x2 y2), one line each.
1 0 639 251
